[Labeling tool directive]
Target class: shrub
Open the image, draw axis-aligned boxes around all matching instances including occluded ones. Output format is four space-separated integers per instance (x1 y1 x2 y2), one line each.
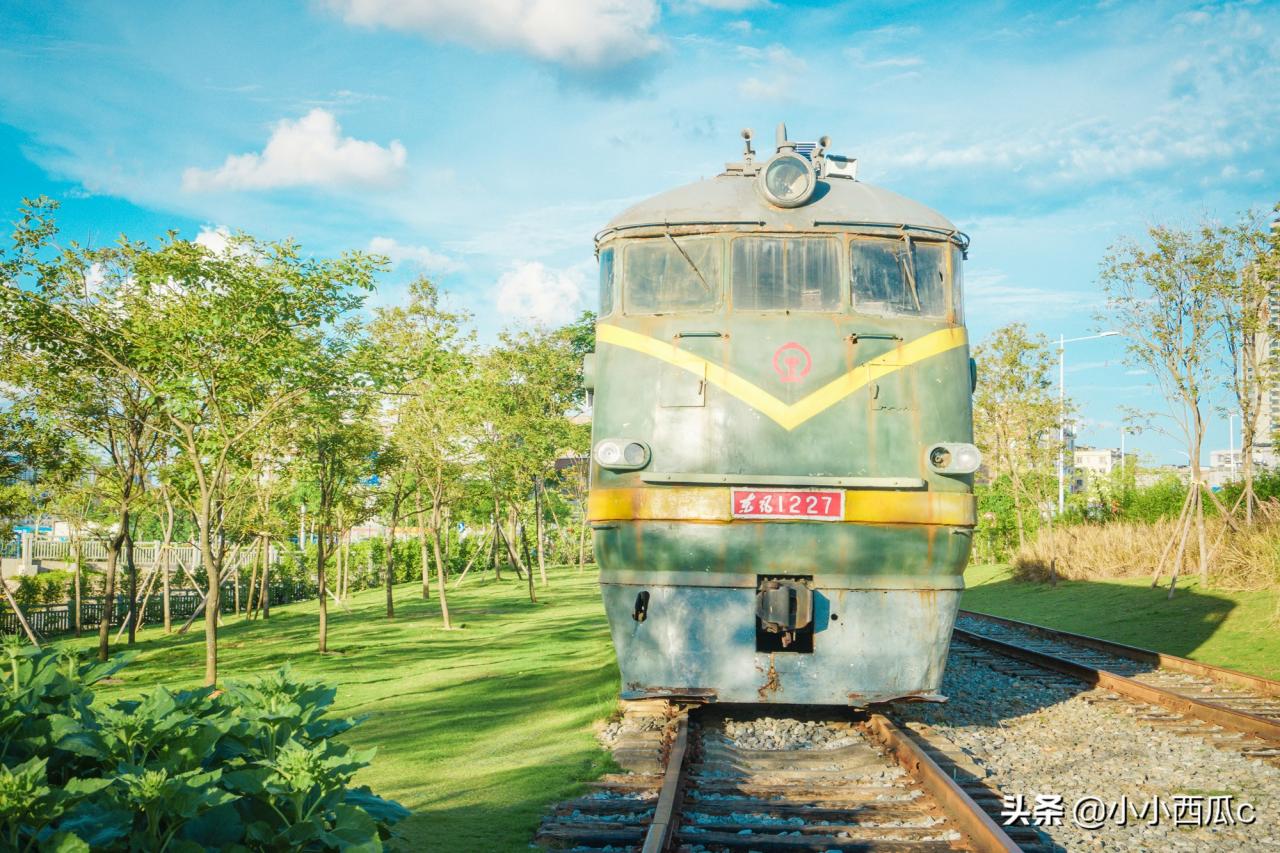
0 643 408 850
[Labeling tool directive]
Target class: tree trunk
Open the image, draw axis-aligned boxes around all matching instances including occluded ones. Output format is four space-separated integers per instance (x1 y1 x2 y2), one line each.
161 545 171 632
415 489 431 600
385 516 397 620
260 539 270 619
490 512 502 581
430 487 452 629
161 493 174 632
199 507 219 687
577 506 588 571
1167 488 1196 598
245 538 259 618
518 509 537 604
317 531 328 653
535 479 548 586
72 540 82 637
98 514 126 662
124 525 138 645
233 553 242 615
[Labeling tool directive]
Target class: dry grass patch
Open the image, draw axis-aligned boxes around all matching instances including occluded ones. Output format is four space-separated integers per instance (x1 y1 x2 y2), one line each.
1012 517 1280 590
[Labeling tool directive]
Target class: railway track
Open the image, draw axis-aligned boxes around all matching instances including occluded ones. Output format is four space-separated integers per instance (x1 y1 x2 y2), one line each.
954 610 1280 766
536 703 1023 852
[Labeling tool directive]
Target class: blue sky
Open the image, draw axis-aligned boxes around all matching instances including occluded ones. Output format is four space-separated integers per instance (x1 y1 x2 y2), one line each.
2 0 1278 464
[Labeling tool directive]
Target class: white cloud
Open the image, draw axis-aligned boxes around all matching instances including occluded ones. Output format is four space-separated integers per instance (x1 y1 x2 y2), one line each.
84 262 106 294
182 109 406 192
494 260 586 325
323 0 661 69
965 269 1102 326
735 43 806 101
195 225 231 254
739 77 789 100
368 236 462 274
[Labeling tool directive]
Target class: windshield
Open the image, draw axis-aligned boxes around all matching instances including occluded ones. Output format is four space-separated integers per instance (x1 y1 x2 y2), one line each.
599 247 615 316
850 237 948 318
624 237 720 314
732 237 839 311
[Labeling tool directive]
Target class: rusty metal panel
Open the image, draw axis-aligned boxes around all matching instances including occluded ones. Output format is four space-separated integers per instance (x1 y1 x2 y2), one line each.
601 581 958 705
659 361 705 407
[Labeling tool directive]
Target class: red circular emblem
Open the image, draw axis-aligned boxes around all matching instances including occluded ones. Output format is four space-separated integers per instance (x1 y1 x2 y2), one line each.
772 342 812 383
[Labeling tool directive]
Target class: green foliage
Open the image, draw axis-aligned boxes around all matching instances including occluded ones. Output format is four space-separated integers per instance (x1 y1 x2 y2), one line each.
974 479 1027 562
1116 474 1188 523
0 643 406 851
1219 470 1280 511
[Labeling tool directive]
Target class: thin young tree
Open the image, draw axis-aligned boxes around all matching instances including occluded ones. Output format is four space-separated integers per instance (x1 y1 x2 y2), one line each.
293 324 381 653
972 324 1065 551
386 280 475 628
1213 211 1280 523
1100 223 1228 593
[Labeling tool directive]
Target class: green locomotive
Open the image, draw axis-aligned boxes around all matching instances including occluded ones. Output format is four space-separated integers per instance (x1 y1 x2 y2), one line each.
585 125 978 705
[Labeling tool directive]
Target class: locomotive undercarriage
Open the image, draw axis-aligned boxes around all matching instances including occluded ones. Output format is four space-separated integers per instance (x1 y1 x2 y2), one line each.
596 519 968 706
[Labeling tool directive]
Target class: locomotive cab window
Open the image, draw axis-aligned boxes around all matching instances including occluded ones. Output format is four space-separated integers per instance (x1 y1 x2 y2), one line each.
624 236 721 314
732 237 839 311
850 237 948 319
599 247 615 316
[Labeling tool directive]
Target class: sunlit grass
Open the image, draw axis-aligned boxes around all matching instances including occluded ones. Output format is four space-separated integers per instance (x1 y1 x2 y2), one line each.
57 566 620 852
963 563 1280 679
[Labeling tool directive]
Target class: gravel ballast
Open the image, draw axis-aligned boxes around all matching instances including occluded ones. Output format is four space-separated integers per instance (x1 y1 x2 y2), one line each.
895 646 1280 851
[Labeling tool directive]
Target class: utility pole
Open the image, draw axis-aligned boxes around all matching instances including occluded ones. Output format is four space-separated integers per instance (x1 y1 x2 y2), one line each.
1055 331 1120 514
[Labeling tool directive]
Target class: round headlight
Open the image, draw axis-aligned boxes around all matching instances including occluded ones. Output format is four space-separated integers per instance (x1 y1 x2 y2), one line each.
759 153 815 208
594 440 623 467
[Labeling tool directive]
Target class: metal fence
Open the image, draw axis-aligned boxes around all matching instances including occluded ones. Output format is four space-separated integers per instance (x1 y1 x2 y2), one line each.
0 580 316 639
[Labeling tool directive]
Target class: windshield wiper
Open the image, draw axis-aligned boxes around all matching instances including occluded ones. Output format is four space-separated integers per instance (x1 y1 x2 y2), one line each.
898 234 921 311
665 231 712 296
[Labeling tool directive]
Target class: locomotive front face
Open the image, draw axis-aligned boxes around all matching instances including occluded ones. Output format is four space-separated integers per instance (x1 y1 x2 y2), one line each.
588 126 976 705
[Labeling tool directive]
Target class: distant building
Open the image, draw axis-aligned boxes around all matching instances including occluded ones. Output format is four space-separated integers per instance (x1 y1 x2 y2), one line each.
1071 445 1136 491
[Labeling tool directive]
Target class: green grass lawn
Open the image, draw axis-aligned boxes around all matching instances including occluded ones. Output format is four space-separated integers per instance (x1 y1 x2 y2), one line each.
963 563 1280 679
56 566 620 852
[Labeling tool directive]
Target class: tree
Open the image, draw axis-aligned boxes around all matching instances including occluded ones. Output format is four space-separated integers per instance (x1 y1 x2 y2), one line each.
43 231 379 684
1213 210 1280 523
474 325 587 601
1099 223 1229 593
972 324 1065 551
383 280 474 629
293 324 380 653
0 198 165 659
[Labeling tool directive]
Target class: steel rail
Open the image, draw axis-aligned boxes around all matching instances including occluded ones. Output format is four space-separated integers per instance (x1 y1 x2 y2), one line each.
864 713 1022 853
959 609 1280 697
953 627 1280 743
640 712 689 853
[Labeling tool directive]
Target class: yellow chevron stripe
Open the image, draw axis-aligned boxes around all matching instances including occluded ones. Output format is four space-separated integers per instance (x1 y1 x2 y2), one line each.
588 486 976 526
596 324 968 430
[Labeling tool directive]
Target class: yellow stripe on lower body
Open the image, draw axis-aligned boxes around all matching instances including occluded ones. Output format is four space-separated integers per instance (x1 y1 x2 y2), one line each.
588 487 977 527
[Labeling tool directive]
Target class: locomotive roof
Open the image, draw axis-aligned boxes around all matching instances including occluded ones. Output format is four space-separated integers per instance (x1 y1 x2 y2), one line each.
597 125 963 248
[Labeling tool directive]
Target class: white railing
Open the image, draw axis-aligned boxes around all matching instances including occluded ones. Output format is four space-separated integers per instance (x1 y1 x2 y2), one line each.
9 536 281 573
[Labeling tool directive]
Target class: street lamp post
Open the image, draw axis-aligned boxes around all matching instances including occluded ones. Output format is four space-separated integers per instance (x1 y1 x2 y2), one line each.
1056 331 1121 514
